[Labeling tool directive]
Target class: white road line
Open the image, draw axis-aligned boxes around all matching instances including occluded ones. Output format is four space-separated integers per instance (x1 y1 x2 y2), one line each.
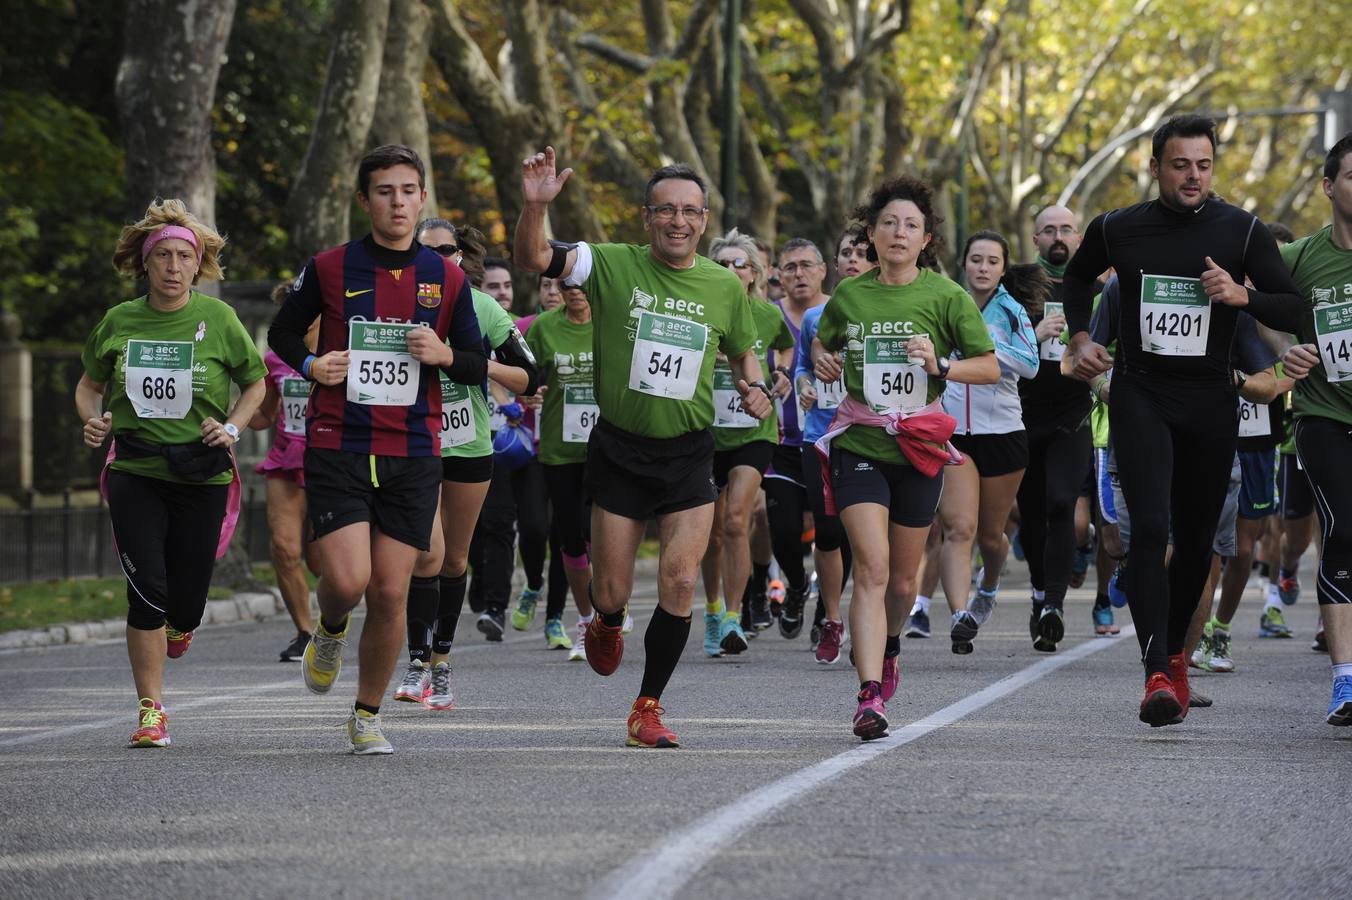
592 625 1137 900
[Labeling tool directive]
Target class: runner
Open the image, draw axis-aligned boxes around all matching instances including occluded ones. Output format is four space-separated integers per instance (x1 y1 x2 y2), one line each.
703 229 794 656
1277 132 1352 724
394 220 539 710
76 198 267 747
1064 116 1303 726
813 175 998 740
514 147 770 748
941 231 1041 653
267 145 487 754
250 282 321 662
482 255 514 311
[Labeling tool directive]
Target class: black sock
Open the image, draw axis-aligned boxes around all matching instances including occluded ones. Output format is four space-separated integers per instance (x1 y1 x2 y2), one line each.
1093 592 1110 611
638 607 691 700
433 572 467 654
320 614 348 635
406 575 439 663
600 608 626 627
354 701 379 716
885 634 901 658
752 563 770 596
859 679 881 697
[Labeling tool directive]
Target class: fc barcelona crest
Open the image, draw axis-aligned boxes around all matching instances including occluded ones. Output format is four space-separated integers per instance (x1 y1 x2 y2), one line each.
417 282 443 309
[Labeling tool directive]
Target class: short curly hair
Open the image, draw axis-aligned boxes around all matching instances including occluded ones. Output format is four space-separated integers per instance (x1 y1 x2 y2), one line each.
853 175 943 270
709 228 766 298
111 198 225 283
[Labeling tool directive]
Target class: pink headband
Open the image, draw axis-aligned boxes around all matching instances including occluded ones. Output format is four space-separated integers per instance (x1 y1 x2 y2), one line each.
141 225 201 263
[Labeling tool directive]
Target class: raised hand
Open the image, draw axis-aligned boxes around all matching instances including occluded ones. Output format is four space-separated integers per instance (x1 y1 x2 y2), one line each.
521 146 574 205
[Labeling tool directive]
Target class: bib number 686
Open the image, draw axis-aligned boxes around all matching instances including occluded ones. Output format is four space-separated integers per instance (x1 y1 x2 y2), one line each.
141 376 176 400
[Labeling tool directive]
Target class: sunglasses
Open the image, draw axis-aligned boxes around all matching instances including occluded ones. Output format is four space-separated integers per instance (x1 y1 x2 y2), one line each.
718 257 748 270
429 244 461 258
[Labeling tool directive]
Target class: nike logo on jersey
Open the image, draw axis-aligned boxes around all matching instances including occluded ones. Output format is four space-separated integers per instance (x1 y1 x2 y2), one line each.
345 289 374 298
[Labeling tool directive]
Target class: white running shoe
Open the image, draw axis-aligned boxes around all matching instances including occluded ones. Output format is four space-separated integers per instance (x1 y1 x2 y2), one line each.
426 662 454 710
569 619 588 661
393 659 430 703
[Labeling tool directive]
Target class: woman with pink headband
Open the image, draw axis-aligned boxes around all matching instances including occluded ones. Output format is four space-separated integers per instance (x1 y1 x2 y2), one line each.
75 198 267 749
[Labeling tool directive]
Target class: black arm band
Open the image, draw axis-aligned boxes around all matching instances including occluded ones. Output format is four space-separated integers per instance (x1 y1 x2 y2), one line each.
442 348 488 385
543 243 569 279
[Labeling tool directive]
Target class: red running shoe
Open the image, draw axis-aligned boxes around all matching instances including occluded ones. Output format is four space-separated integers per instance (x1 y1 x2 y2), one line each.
165 626 193 659
853 683 889 741
1167 652 1191 718
585 613 624 676
129 698 170 748
627 697 678 748
1139 672 1183 727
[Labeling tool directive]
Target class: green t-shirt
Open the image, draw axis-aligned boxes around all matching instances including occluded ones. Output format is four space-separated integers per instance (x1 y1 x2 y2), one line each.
81 292 266 485
576 243 756 439
441 289 516 459
713 298 795 450
526 305 596 465
817 268 994 465
1284 226 1352 428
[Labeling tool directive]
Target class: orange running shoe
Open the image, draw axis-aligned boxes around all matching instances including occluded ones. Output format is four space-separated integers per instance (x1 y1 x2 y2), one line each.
1167 652 1191 718
627 697 679 748
165 626 193 659
129 698 170 747
1139 672 1183 727
585 613 625 676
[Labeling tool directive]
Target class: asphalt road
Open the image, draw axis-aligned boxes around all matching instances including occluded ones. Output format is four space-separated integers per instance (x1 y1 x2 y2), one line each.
1 558 1347 899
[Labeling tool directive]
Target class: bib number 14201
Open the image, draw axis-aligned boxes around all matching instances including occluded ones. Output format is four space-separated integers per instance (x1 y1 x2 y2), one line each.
1140 273 1210 356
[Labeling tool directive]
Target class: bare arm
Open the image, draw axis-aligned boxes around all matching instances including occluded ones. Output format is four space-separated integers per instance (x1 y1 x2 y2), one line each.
202 378 267 448
249 377 281 431
1238 367 1279 404
75 373 111 448
728 346 772 420
488 359 530 395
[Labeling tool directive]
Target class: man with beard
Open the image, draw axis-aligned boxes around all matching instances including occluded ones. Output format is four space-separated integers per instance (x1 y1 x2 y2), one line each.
1013 205 1094 653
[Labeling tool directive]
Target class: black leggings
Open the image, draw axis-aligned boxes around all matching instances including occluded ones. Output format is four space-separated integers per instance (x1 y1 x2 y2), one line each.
511 460 549 590
802 447 852 581
544 462 591 618
764 476 808 591
106 470 228 631
1111 374 1237 673
1016 422 1091 611
469 463 516 611
1294 416 1352 606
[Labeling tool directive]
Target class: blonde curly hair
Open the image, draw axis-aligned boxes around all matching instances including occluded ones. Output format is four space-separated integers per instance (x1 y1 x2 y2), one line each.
111 198 226 283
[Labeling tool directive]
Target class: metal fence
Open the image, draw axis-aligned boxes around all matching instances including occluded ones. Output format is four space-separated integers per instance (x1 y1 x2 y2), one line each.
0 483 276 584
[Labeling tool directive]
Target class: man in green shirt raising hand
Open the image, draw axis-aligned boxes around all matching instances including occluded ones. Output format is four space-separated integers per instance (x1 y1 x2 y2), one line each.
515 147 772 748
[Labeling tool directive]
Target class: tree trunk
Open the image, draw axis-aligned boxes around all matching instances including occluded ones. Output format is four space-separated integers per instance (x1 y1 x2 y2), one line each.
286 0 390 259
370 0 437 215
115 0 237 224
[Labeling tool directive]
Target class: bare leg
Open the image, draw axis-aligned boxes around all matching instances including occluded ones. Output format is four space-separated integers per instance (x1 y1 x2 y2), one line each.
127 626 167 703
355 529 420 709
937 460 978 616
266 476 313 635
720 466 763 614
840 502 891 683
590 506 646 616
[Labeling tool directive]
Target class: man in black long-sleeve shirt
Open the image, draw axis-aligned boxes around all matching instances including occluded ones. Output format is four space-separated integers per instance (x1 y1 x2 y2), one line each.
1063 115 1302 727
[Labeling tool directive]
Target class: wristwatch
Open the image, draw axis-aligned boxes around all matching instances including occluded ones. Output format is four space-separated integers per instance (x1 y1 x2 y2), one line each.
223 422 240 442
749 380 774 402
935 356 952 380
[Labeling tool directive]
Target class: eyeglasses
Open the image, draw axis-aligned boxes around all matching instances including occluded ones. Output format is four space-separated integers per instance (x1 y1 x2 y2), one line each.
429 243 461 258
780 261 821 275
1036 225 1077 238
718 257 748 270
646 204 707 222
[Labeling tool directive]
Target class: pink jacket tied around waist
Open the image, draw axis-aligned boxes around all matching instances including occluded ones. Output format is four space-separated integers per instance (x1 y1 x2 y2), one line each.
812 394 963 516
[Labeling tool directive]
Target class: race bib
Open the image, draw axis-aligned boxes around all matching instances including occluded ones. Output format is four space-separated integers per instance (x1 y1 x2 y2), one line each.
713 363 756 428
347 321 420 406
439 375 475 449
629 311 706 400
1314 300 1352 384
1041 301 1066 362
1140 274 1210 356
124 340 193 419
863 334 926 413
562 384 599 443
487 391 507 432
815 376 845 410
280 377 309 435
1237 397 1270 438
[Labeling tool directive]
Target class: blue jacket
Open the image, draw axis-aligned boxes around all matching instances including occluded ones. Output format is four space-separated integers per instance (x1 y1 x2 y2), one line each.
942 284 1039 435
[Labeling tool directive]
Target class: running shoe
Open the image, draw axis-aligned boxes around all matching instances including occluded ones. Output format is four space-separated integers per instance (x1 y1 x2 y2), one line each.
968 585 998 627
904 608 931 639
1139 671 1183 727
1189 688 1213 709
810 596 826 649
569 620 588 662
627 696 679 748
1191 623 1216 670
1327 675 1352 726
348 708 393 755
950 611 978 655
881 654 900 702
703 612 723 658
767 579 786 619
477 608 506 642
1167 652 1191 715
426 662 454 710
750 592 773 632
622 612 635 634
1033 605 1064 653
719 612 749 655
1277 572 1300 606
279 631 311 663
585 613 624 675
853 683 889 741
1092 602 1117 637
1108 563 1128 608
128 698 169 748
1258 607 1293 638
815 620 844 665
778 585 807 639
510 587 541 631
394 659 431 703
544 617 573 650
1207 627 1234 673
165 625 193 659
1312 619 1328 653
303 615 349 694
